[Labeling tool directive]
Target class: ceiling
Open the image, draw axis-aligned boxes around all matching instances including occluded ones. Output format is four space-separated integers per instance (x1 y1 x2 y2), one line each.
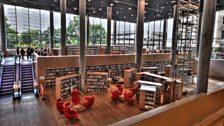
0 0 224 22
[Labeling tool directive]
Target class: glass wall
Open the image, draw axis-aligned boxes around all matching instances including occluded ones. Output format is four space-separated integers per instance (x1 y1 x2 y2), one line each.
89 17 107 46
5 4 50 49
66 14 80 46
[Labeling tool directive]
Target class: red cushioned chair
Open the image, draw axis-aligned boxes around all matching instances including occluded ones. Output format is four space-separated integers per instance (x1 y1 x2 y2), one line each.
111 90 120 102
63 102 79 120
116 85 123 95
56 98 64 115
124 91 135 104
71 90 81 105
130 85 138 97
83 95 95 109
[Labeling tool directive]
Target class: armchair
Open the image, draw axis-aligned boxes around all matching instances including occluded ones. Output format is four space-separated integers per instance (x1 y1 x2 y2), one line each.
116 85 123 95
83 95 95 109
111 90 120 102
56 98 64 115
63 102 79 120
71 90 81 105
124 91 135 104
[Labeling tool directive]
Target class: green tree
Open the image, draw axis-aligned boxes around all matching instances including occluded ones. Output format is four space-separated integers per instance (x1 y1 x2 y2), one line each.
67 16 80 45
5 17 17 49
89 24 106 45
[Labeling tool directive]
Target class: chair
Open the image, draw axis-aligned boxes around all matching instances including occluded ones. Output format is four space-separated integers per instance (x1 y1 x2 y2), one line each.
83 95 95 109
63 102 79 120
56 98 64 115
124 91 135 104
116 85 123 95
111 90 120 102
71 90 81 105
130 85 138 97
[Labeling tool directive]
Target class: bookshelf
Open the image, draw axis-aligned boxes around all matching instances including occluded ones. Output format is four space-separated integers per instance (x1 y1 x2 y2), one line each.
55 74 80 100
137 80 163 106
45 67 79 87
136 72 177 104
139 84 157 110
85 72 109 92
124 68 137 88
142 67 158 74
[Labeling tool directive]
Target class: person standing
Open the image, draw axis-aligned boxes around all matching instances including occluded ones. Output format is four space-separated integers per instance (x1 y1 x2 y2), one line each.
20 48 25 60
16 47 20 56
30 47 34 59
26 47 31 59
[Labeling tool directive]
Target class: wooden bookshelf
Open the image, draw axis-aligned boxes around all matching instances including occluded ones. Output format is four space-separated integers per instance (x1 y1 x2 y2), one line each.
139 84 157 110
85 72 109 92
136 72 178 104
137 80 163 106
55 74 80 100
45 67 79 87
142 67 158 74
124 68 137 88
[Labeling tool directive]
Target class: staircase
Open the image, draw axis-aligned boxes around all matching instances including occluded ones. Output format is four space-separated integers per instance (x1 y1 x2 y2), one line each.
21 64 34 93
0 65 15 96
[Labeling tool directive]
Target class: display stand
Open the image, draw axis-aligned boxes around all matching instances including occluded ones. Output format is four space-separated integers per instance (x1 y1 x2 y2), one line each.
142 67 158 74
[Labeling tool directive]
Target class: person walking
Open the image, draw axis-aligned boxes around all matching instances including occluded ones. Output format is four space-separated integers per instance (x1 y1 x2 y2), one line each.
26 47 31 59
20 48 25 60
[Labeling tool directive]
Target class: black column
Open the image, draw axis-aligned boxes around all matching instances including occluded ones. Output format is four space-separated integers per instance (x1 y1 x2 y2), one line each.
197 0 216 93
135 0 145 72
196 0 204 58
79 0 86 92
107 6 112 54
50 10 54 52
60 0 66 55
0 3 6 52
171 4 179 77
162 19 167 50
113 20 117 45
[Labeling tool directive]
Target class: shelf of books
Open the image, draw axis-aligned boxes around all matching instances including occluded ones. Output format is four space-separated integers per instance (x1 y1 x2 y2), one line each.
56 74 80 100
45 67 79 88
85 72 109 92
124 68 137 88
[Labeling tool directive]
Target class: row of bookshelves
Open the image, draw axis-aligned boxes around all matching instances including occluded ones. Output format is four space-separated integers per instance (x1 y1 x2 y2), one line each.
45 61 169 88
85 72 108 92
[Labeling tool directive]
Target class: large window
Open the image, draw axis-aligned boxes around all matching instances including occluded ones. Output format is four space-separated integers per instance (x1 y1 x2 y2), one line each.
66 14 80 46
5 4 50 49
89 17 107 46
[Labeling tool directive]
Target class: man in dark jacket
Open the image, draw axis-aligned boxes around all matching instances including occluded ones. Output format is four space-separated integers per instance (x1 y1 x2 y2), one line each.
20 48 25 60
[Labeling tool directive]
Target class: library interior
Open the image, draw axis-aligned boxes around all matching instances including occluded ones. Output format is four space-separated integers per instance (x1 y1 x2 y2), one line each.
0 0 224 126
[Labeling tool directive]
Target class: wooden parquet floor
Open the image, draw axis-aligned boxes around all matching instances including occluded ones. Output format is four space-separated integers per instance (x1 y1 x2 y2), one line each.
0 85 143 126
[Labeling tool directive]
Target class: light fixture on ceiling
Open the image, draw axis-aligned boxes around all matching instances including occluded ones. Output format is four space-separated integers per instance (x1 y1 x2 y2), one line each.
74 8 77 10
110 3 113 6
129 7 132 10
99 8 102 11
145 2 148 5
93 11 96 13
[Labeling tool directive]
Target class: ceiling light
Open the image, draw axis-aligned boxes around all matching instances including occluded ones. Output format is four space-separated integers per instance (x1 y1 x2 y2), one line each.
99 8 102 11
93 11 96 13
129 8 131 10
145 2 148 5
110 3 113 6
74 8 77 10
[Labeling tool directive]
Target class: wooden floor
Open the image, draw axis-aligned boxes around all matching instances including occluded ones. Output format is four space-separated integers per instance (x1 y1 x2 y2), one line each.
0 85 143 126
0 78 223 126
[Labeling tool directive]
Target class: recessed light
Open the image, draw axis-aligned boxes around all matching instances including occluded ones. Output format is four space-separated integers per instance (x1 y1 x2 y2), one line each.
93 11 96 13
145 2 148 5
129 8 132 10
99 8 102 11
110 3 113 6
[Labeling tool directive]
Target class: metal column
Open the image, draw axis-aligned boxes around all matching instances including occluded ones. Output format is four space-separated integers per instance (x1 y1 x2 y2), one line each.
60 0 66 55
79 0 86 92
197 0 216 93
135 0 145 72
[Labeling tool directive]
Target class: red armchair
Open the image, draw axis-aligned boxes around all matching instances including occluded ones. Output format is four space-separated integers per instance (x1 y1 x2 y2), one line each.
71 90 81 105
130 85 138 97
63 102 79 120
111 90 120 102
83 95 95 109
124 91 135 104
56 98 64 115
116 85 123 95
